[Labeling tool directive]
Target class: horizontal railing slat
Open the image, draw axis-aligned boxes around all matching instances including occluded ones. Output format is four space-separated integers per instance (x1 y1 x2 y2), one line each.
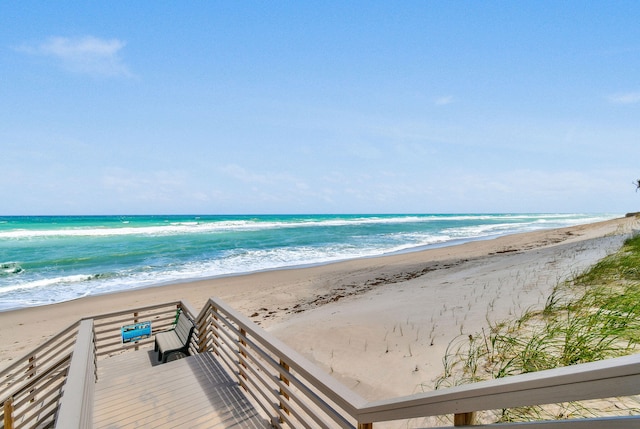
14 370 66 415
357 353 640 423
202 298 361 428
14 373 67 428
93 314 170 332
237 339 355 429
93 315 176 338
210 302 354 422
236 362 282 423
206 298 368 415
2 354 71 403
89 301 182 321
0 322 79 381
420 415 640 429
19 386 64 428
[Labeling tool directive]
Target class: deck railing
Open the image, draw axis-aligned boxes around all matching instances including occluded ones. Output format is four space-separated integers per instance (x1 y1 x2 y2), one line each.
356 353 640 427
0 300 198 429
90 300 199 360
0 321 80 429
2 297 640 428
55 319 96 429
196 297 367 428
197 296 640 429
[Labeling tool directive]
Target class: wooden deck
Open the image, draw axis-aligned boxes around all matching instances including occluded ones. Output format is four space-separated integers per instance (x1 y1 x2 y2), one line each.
94 349 271 428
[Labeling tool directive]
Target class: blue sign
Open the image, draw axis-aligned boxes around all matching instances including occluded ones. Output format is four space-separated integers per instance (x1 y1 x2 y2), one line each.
121 321 152 343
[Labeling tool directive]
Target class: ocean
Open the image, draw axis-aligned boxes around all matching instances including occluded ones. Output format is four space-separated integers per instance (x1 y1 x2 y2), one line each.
0 213 618 311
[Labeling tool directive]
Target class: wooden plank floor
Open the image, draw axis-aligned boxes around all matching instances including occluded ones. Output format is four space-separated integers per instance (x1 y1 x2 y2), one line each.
94 350 271 428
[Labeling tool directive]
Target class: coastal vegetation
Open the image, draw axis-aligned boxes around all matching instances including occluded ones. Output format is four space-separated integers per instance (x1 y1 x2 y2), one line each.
435 233 640 423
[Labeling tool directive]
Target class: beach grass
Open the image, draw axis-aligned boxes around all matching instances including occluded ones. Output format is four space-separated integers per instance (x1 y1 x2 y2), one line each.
435 234 640 423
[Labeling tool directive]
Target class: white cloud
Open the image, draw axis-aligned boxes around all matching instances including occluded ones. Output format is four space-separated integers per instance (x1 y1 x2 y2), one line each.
607 92 640 105
219 163 309 189
434 95 454 106
220 164 270 184
101 168 188 201
16 36 132 77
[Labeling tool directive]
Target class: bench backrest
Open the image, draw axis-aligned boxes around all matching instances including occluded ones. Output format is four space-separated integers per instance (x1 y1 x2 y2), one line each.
174 312 194 344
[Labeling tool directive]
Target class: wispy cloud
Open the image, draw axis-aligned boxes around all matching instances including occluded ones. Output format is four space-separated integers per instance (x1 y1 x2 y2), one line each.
607 91 640 105
220 163 313 199
434 95 454 106
102 168 187 201
16 36 132 77
221 164 271 184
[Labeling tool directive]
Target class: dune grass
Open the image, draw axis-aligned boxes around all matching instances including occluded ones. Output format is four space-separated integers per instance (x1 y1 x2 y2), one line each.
435 234 640 422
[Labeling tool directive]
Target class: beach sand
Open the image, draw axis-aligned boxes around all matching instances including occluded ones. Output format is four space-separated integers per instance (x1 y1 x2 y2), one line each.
1 216 638 403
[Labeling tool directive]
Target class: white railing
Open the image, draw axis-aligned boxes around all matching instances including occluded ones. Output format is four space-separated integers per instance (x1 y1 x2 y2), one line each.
2 297 639 428
197 296 640 428
0 300 198 429
196 297 367 428
90 300 198 359
0 322 80 429
55 320 96 429
356 352 640 427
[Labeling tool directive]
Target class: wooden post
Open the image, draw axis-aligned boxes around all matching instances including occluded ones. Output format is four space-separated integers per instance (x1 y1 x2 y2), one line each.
197 317 209 353
358 423 373 429
238 328 248 385
454 412 475 426
133 312 139 351
28 355 36 403
4 397 14 429
212 307 219 332
279 359 291 421
197 307 211 353
92 324 98 382
239 328 248 358
209 306 221 355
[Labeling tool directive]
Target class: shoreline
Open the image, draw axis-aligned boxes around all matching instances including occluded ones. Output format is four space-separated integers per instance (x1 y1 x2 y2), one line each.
0 227 575 314
268 216 639 405
0 214 618 313
1 216 637 378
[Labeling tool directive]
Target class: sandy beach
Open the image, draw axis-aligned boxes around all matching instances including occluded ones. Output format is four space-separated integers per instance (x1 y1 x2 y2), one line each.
1 216 638 401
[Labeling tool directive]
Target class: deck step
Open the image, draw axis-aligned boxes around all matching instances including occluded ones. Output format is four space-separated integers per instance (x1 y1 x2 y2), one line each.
94 351 270 428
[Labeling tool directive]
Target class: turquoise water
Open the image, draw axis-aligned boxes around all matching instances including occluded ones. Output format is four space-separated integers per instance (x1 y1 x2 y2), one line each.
0 213 618 311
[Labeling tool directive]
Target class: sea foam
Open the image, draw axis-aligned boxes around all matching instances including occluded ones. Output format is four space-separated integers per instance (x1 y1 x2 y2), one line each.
0 213 620 311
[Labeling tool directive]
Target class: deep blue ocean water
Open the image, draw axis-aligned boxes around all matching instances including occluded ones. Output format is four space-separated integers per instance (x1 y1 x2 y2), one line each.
0 213 618 311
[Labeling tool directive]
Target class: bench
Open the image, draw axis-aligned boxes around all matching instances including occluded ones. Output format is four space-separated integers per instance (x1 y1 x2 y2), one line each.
154 311 195 363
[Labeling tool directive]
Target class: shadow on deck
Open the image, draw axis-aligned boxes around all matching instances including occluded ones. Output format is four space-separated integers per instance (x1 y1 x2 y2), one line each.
94 349 270 428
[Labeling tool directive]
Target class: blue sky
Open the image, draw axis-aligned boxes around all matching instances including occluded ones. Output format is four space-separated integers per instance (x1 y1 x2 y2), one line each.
1 2 639 215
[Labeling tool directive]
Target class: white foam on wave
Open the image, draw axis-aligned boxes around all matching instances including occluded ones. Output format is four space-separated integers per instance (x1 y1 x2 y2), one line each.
0 274 95 294
0 224 206 239
534 214 617 226
0 214 617 240
441 214 619 240
0 219 303 239
150 234 452 282
443 222 528 239
0 213 622 311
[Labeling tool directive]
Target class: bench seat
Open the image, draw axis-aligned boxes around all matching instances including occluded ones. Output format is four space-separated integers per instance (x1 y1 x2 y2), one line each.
154 311 195 363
